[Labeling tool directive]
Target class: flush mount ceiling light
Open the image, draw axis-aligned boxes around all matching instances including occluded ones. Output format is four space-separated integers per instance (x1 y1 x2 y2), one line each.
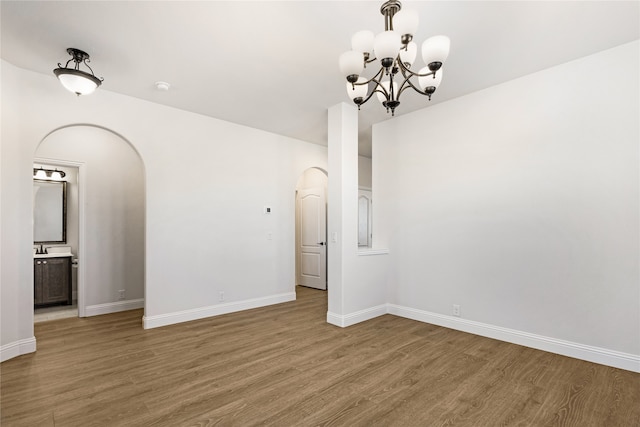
53 48 104 96
339 0 450 116
33 167 66 181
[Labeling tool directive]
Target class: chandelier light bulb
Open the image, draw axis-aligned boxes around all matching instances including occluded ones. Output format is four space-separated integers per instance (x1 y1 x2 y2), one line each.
351 30 375 54
418 67 443 91
35 168 47 180
374 30 401 68
339 50 365 82
346 77 369 102
57 73 99 95
392 9 419 40
422 35 451 70
399 42 417 67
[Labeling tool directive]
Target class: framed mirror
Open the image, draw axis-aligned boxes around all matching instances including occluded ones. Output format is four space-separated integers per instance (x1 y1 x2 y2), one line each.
33 179 67 243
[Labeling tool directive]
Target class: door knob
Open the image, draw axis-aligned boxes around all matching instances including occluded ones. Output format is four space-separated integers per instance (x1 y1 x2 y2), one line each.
318 242 326 246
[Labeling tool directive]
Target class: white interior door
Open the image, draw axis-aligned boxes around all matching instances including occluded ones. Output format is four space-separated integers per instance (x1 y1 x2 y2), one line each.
298 187 327 290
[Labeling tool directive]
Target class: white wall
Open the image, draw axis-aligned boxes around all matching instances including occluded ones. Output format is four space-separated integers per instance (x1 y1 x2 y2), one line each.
1 60 327 360
374 42 639 364
36 127 145 309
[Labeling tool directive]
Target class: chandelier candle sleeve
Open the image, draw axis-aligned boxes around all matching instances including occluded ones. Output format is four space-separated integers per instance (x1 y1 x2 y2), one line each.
338 0 451 116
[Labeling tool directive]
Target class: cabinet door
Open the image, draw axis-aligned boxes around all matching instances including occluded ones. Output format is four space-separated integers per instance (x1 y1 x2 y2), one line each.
41 258 71 304
34 261 45 305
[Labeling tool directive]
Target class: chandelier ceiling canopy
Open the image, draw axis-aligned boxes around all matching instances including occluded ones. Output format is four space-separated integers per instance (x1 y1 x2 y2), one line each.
339 0 450 116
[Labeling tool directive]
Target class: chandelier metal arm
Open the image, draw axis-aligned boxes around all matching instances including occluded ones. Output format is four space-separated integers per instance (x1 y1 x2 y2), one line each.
60 58 75 69
352 66 385 89
397 73 424 99
397 58 436 78
352 67 390 107
345 67 385 108
81 59 100 80
359 86 384 107
55 48 104 81
364 56 378 68
396 60 431 97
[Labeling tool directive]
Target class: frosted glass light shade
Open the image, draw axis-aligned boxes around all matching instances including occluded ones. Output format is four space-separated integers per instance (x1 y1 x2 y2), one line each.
418 67 443 90
374 30 401 62
56 71 100 95
346 77 368 101
35 169 47 179
392 9 419 37
399 42 417 66
351 30 375 54
376 80 398 104
422 35 451 66
339 50 364 77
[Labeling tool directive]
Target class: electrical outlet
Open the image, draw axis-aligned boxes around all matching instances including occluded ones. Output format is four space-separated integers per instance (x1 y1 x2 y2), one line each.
219 291 225 302
118 289 125 300
452 304 461 317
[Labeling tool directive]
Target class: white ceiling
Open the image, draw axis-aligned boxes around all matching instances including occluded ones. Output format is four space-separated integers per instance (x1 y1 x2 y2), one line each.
1 1 638 157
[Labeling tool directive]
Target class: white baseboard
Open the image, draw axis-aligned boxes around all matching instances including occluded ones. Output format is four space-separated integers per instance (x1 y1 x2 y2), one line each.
1 337 36 363
85 298 144 317
327 304 388 328
142 292 296 329
388 304 640 373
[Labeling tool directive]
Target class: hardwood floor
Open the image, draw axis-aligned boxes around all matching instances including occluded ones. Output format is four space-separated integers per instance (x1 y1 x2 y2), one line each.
2 286 639 426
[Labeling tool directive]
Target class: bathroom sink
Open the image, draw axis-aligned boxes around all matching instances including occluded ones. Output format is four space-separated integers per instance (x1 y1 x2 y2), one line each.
34 246 73 258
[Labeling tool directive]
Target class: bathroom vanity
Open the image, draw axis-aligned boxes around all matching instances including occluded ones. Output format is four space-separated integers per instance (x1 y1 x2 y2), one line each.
34 254 72 307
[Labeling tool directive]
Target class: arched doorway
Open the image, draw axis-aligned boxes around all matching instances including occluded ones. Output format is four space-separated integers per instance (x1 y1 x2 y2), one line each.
33 125 145 321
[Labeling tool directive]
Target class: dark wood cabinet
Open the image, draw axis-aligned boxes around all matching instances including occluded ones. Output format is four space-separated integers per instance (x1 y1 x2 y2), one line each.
34 256 72 307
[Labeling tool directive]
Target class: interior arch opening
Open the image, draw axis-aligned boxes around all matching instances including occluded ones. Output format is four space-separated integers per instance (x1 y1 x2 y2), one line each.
33 125 146 323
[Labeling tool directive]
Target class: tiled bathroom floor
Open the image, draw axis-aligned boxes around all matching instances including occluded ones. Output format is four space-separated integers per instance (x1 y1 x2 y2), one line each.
34 302 78 323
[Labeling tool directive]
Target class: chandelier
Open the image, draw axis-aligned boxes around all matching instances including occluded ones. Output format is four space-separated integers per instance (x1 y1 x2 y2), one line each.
339 0 450 116
53 48 104 96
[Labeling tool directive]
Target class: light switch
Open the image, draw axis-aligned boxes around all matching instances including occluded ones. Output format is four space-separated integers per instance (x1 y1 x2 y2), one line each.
332 232 338 242
267 232 273 240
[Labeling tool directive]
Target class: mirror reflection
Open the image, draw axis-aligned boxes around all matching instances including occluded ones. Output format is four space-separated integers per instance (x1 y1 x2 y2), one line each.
33 179 67 243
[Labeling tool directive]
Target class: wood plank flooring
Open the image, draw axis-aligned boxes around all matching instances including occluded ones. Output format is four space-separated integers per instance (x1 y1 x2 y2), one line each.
2 286 639 426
